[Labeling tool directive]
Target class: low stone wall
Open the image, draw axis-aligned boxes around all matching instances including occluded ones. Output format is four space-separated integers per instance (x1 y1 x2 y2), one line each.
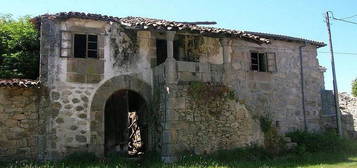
0 87 40 160
321 92 357 138
171 84 264 155
340 93 357 138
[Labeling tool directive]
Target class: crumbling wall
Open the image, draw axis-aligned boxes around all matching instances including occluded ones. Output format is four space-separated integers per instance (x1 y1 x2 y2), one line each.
171 83 263 154
339 93 357 138
0 87 40 160
322 93 357 138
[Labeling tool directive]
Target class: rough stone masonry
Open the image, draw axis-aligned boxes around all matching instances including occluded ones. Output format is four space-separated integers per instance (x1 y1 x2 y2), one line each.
0 12 330 162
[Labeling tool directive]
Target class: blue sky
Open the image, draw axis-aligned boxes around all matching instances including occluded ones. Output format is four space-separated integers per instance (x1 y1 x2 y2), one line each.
1 0 356 93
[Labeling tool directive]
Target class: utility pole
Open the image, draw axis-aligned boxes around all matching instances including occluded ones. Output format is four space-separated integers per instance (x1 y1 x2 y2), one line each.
325 11 343 137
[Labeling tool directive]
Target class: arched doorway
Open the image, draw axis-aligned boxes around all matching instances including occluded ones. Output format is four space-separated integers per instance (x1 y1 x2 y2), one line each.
89 75 152 156
104 89 148 156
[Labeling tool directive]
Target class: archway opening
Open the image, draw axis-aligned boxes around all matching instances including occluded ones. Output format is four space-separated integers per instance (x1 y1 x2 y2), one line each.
104 89 147 157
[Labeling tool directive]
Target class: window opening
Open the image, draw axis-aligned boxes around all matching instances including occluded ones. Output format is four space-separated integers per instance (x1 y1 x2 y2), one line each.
156 39 167 65
74 34 98 58
251 52 268 72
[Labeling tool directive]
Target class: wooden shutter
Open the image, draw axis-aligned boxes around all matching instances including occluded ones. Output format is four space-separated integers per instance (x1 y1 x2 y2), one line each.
267 52 277 72
60 31 72 57
97 34 105 59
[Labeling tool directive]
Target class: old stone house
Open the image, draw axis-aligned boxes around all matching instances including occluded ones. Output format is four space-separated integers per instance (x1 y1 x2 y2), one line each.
0 12 328 161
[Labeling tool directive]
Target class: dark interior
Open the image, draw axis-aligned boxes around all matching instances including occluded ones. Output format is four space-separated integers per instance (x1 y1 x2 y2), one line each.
74 34 87 58
104 90 147 156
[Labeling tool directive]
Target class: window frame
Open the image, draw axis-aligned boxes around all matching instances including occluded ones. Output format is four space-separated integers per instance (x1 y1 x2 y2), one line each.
250 51 269 72
72 33 99 59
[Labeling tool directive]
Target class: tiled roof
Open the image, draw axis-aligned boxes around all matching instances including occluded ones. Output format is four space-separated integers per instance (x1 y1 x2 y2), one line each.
0 79 40 88
32 12 269 44
32 12 325 47
245 31 326 47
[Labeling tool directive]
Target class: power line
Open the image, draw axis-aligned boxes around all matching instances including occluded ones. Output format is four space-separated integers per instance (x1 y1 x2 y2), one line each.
340 14 357 20
328 11 357 25
318 51 357 55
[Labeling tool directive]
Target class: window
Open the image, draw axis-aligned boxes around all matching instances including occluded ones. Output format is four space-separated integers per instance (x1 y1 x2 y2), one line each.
74 34 98 58
251 52 267 72
251 52 277 72
156 39 167 65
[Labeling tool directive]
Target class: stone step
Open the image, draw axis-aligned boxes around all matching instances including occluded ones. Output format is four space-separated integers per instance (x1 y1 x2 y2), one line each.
283 137 292 143
286 142 298 150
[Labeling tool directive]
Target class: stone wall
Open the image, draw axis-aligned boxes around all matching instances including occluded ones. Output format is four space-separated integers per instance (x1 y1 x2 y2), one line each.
0 87 40 160
171 84 263 155
321 92 357 138
339 93 357 138
226 39 324 133
38 18 156 158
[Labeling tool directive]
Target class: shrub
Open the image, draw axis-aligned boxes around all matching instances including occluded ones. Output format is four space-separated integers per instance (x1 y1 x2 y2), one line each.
0 15 39 79
62 152 98 163
206 145 272 162
286 130 348 153
352 78 357 97
259 116 286 156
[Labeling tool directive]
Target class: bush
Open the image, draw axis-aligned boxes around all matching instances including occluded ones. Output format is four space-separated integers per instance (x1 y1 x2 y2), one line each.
286 130 348 153
62 152 98 163
352 78 357 97
0 15 39 79
206 145 272 162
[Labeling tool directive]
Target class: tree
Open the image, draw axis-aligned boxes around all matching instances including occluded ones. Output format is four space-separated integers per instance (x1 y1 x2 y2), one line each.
353 78 357 97
0 15 39 79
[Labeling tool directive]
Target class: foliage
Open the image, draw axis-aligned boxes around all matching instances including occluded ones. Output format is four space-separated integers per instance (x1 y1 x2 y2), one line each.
62 152 98 163
259 115 286 156
0 14 39 79
286 130 349 154
352 78 357 97
2 140 357 168
259 116 273 133
187 81 235 104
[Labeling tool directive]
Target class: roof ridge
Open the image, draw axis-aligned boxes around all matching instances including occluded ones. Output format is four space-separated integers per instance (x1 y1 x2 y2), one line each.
32 12 325 47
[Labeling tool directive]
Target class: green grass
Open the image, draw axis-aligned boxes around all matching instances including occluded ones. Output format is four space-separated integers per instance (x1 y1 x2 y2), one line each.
1 134 357 168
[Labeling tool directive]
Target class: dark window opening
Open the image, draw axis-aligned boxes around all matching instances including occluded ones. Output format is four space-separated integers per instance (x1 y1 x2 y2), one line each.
74 34 86 58
156 39 167 65
251 52 268 72
74 34 98 58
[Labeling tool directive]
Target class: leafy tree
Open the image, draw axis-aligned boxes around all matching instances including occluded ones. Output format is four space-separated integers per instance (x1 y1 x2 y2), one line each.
0 15 39 79
352 78 357 97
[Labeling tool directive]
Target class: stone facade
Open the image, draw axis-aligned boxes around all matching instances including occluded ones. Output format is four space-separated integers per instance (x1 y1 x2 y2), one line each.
0 87 40 160
321 93 357 138
0 13 329 161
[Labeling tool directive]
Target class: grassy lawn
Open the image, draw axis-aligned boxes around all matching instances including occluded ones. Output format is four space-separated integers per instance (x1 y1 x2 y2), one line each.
1 133 357 168
1 147 357 168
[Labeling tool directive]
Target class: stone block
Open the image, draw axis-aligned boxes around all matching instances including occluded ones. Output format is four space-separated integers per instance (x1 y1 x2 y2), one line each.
199 63 210 72
67 73 85 83
178 72 199 81
177 61 197 72
86 74 103 83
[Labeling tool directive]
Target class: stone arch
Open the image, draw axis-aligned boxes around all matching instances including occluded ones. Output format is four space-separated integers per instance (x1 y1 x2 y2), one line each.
88 75 152 156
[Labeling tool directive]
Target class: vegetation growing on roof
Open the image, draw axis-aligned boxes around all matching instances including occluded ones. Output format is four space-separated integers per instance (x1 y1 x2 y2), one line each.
0 15 39 79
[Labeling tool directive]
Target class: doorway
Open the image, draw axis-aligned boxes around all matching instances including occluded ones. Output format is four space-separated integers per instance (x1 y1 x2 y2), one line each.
104 89 147 156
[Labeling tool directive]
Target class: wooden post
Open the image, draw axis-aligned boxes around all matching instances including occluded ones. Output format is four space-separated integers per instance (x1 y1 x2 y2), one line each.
326 11 343 136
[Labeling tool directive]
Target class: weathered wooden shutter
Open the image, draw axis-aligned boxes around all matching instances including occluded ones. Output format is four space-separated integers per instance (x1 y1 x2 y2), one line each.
60 31 72 57
267 52 277 72
97 34 105 59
